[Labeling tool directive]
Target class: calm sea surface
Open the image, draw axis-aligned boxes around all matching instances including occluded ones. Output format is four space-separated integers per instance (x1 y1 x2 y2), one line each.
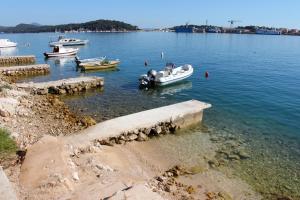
2 32 300 198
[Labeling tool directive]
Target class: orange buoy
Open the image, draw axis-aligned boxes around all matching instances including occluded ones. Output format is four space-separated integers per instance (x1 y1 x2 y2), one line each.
205 71 209 78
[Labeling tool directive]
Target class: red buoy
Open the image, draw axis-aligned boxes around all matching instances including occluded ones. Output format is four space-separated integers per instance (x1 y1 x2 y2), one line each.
205 71 209 78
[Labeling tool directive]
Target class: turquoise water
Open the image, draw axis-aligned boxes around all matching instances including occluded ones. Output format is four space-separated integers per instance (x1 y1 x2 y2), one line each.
2 32 300 198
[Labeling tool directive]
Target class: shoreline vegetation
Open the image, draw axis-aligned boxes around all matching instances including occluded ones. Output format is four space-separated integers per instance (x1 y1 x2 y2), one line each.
0 19 139 33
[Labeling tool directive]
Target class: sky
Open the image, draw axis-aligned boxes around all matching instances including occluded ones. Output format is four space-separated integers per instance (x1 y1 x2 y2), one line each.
1 0 300 29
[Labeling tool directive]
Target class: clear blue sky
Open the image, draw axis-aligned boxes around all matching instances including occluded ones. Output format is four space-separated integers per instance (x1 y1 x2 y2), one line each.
1 0 300 29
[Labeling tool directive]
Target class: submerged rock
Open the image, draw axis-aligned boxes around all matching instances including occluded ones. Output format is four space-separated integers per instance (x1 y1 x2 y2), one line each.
218 191 233 200
208 159 220 167
186 185 196 194
227 154 240 160
80 116 96 127
237 150 251 159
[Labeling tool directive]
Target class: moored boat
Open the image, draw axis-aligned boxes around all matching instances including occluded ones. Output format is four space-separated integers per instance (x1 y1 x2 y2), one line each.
0 39 17 48
75 56 106 65
77 58 120 71
139 63 193 88
49 35 88 46
44 45 78 58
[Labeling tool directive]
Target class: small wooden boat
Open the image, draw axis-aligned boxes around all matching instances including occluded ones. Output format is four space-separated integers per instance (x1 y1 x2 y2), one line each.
44 45 78 58
79 59 120 71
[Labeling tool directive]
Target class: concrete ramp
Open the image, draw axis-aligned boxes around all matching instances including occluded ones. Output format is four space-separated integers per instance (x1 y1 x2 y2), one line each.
0 167 17 200
67 100 211 149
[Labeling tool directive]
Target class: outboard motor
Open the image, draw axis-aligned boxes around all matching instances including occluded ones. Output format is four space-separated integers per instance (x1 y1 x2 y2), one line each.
147 69 157 78
139 69 157 88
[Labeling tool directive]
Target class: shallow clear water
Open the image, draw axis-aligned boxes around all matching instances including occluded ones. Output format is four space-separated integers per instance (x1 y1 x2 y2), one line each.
2 32 300 198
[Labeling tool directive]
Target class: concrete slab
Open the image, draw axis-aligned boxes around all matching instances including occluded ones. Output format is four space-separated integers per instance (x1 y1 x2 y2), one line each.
0 167 18 200
67 100 211 149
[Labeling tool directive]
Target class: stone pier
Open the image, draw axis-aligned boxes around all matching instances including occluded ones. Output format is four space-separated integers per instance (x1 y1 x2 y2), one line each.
0 64 50 76
16 76 104 95
66 100 211 152
0 55 36 66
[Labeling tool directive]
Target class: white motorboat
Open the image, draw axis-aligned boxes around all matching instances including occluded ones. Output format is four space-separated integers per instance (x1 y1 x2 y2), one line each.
139 63 194 87
44 45 79 58
49 36 88 46
0 39 17 48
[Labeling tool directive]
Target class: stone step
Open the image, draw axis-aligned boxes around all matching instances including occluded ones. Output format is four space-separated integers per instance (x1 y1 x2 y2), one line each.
16 76 104 95
0 64 50 76
0 55 36 66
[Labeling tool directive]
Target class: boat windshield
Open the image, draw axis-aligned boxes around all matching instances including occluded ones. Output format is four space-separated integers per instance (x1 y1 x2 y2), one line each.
166 63 175 68
58 35 65 40
53 46 59 53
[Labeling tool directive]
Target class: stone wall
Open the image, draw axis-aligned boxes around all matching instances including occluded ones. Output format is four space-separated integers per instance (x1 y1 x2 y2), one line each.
0 56 36 66
34 79 104 95
95 121 178 146
0 65 50 76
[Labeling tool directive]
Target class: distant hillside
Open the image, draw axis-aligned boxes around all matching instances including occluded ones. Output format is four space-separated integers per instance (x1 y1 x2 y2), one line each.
0 19 139 33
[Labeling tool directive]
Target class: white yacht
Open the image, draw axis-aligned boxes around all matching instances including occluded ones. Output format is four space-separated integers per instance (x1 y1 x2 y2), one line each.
49 36 88 46
139 63 194 87
0 39 17 48
44 45 79 58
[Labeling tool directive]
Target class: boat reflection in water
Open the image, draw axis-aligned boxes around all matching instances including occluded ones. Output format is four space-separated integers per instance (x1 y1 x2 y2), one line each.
142 80 192 97
0 47 17 56
44 56 76 67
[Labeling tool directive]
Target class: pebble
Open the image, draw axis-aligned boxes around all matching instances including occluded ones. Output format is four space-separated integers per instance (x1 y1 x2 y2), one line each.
128 134 138 141
0 109 9 117
218 191 233 200
137 132 148 141
72 172 80 181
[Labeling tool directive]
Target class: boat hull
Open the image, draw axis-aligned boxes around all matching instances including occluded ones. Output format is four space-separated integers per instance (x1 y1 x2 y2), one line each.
156 69 193 86
80 61 120 71
44 50 78 58
0 43 17 48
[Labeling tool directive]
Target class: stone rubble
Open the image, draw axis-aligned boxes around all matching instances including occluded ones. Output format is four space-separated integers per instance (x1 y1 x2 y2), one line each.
95 121 179 147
